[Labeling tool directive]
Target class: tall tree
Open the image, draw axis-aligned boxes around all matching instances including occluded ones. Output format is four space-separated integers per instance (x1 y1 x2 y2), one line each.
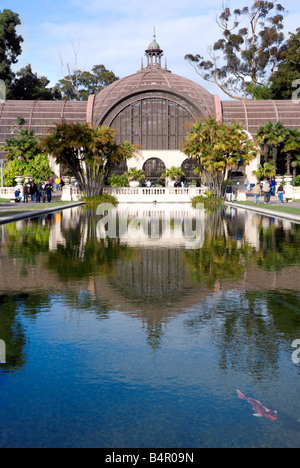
182 117 258 197
185 1 285 100
40 121 137 196
282 129 300 175
0 9 23 98
10 64 62 100
269 28 300 100
56 64 119 101
256 121 287 170
1 122 53 185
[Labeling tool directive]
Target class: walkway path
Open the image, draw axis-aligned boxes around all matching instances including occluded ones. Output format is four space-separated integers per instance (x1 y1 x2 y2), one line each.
226 195 300 223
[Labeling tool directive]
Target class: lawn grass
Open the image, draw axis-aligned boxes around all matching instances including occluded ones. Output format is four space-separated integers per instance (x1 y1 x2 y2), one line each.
0 201 83 218
234 200 300 216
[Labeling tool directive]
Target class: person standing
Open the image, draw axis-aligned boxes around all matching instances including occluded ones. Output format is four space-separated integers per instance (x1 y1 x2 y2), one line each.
225 184 232 202
252 183 262 204
23 184 29 203
271 178 276 196
36 181 42 203
277 184 284 204
262 179 271 204
29 182 37 203
41 183 47 203
55 178 61 191
45 182 53 203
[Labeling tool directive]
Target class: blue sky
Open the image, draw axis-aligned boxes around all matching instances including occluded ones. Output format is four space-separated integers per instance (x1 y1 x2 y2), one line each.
2 0 300 98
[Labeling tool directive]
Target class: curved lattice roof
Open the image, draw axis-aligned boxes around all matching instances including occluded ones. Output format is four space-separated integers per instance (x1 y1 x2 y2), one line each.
0 100 87 159
1 35 300 158
221 100 300 136
92 68 216 127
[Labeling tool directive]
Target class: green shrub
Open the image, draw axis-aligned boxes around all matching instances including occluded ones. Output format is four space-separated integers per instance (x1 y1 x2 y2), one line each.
108 173 129 187
191 195 224 209
81 193 118 206
291 175 300 187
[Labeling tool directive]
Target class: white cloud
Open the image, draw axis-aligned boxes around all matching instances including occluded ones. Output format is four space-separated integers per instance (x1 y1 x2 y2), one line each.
12 0 300 100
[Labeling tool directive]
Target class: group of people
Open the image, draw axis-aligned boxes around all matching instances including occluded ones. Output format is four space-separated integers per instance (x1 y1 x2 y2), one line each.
226 178 285 204
252 179 285 204
14 180 54 204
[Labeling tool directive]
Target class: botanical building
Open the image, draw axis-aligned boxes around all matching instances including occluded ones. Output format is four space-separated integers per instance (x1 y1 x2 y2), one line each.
1 35 300 183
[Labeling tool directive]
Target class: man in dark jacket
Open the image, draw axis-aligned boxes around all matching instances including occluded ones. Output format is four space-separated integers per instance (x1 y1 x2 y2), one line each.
225 184 232 201
45 183 53 203
29 182 37 203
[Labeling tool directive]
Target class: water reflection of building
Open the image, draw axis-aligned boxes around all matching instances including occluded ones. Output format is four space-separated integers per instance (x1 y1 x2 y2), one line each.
0 206 299 353
1 206 299 299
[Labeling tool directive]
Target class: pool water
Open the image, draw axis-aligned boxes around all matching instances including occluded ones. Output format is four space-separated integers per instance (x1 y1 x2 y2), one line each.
0 204 299 448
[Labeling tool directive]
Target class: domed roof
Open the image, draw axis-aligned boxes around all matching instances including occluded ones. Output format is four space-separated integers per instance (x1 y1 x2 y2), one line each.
147 39 161 51
92 66 215 126
91 35 216 126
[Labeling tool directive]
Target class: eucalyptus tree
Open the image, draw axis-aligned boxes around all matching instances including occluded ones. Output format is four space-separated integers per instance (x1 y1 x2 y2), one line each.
40 121 137 197
0 9 23 98
269 28 300 100
182 117 258 197
185 1 285 100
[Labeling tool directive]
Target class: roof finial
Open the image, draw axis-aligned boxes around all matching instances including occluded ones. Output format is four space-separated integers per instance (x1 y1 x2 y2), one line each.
153 26 156 42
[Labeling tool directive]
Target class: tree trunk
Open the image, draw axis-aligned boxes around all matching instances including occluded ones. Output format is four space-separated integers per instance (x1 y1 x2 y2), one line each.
286 153 291 175
272 146 277 172
264 142 268 163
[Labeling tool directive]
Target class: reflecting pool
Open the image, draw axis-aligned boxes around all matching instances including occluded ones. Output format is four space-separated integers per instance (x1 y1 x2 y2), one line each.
0 204 299 448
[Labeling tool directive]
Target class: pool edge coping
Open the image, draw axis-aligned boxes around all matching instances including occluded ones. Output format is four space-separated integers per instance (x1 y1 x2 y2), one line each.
225 201 300 224
0 202 85 226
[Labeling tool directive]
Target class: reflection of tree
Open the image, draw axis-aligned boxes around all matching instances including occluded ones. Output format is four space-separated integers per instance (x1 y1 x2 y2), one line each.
257 222 300 271
184 290 284 380
45 210 133 281
185 235 256 286
4 217 51 265
185 212 300 287
0 294 27 373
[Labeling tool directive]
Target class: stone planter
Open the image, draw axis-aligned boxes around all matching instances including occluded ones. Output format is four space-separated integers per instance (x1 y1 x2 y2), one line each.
129 180 140 188
15 175 24 185
62 176 70 185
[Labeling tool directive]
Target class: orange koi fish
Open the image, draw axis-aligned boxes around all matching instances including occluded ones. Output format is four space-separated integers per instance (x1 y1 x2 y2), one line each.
237 390 277 420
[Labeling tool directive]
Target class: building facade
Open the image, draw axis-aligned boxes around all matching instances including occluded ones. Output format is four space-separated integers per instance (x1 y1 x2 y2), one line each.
1 35 300 185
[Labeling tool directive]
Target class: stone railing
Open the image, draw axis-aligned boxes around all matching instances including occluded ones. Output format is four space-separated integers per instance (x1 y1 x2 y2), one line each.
0 187 17 199
103 186 204 203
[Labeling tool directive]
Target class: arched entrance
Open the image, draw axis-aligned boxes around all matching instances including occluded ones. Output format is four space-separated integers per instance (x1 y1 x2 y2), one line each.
181 158 200 183
106 161 129 184
143 158 166 181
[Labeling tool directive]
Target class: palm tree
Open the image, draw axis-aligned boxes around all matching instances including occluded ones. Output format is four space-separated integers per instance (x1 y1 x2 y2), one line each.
291 155 300 179
161 166 185 181
126 167 145 181
182 117 257 197
40 122 137 197
282 129 300 175
256 123 272 163
252 162 276 180
256 121 287 169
